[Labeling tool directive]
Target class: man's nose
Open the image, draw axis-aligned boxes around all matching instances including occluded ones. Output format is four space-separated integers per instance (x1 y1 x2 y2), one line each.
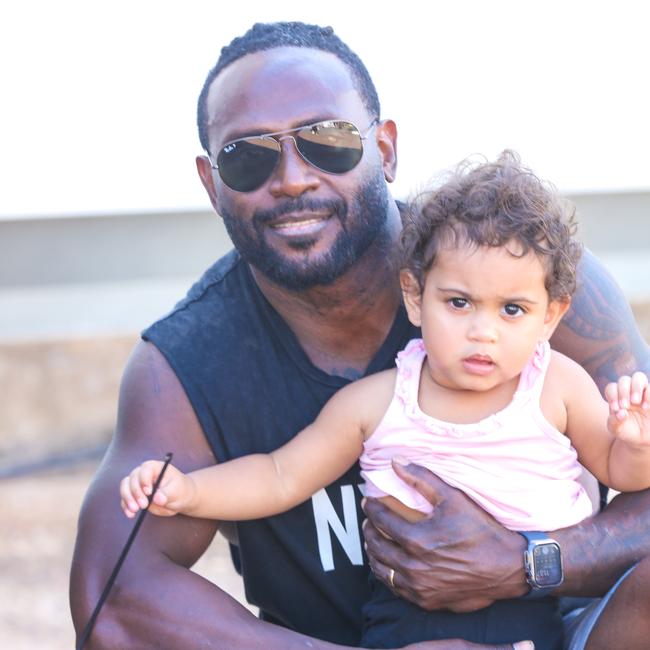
268 137 320 198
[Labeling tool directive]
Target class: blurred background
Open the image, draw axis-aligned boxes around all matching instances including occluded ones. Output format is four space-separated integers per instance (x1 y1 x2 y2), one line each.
1 1 648 647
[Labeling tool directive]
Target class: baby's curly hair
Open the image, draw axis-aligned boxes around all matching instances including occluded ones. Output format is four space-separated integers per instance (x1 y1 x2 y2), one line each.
401 150 582 301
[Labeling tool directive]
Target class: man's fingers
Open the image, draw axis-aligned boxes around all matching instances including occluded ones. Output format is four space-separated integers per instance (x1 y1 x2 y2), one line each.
362 497 414 550
366 552 398 592
391 459 445 508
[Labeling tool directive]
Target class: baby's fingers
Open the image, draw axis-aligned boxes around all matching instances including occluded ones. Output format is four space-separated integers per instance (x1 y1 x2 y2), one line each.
128 463 160 510
605 375 633 413
120 497 136 519
629 372 649 408
120 475 141 516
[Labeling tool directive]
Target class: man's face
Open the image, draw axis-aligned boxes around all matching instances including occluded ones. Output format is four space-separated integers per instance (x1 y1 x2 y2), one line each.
198 47 395 291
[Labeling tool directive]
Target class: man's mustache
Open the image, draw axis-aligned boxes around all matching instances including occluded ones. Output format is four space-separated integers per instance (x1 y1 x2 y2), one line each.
253 198 347 227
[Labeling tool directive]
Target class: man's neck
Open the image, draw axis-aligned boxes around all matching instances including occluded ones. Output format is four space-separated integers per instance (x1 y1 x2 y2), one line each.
251 211 403 378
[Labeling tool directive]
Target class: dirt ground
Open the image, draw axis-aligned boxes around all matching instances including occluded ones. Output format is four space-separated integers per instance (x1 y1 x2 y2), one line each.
0 461 250 649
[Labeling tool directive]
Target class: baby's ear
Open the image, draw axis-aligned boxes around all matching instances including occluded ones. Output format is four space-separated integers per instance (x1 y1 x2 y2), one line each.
543 297 571 340
400 270 423 327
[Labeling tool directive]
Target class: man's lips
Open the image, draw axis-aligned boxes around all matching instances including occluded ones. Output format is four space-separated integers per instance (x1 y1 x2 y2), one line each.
267 211 333 236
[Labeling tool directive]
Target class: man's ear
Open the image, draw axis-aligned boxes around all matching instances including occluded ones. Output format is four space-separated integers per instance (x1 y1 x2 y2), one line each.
375 119 397 183
543 297 571 341
400 270 423 327
196 155 220 214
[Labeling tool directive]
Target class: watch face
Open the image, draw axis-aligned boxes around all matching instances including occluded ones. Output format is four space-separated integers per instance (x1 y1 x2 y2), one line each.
533 542 563 586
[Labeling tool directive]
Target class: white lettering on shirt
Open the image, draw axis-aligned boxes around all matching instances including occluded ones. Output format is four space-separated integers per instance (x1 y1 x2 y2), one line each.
311 484 365 571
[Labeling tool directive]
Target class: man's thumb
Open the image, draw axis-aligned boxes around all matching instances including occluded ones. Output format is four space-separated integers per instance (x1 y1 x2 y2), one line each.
391 457 445 507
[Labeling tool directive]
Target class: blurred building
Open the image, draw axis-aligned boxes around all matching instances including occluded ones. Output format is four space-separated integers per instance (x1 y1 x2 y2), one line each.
1 192 649 475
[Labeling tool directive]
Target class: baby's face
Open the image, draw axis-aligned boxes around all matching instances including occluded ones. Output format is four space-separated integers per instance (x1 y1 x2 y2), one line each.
404 241 568 393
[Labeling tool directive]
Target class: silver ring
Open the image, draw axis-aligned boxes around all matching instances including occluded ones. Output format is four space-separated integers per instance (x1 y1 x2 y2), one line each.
388 567 396 589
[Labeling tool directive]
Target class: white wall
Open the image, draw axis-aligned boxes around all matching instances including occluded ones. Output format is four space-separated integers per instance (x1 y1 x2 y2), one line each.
2 0 649 218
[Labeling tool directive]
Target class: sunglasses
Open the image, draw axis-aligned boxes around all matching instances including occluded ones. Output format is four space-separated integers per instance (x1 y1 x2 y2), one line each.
207 118 378 192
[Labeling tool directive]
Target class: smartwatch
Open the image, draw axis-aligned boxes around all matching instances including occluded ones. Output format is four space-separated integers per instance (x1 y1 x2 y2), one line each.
519 531 563 598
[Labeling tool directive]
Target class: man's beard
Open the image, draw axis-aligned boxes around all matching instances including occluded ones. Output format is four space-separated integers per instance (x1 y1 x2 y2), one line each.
219 170 391 291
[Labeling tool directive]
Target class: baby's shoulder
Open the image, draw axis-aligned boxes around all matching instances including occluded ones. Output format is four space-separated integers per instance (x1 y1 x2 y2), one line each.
546 349 590 385
342 367 397 401
543 349 598 410
336 368 398 432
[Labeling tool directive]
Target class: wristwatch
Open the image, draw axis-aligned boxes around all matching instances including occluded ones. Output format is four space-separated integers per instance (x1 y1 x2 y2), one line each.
519 531 564 598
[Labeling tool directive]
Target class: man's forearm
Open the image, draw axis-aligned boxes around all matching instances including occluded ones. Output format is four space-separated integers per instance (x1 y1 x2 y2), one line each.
363 463 650 612
72 555 349 650
552 488 650 597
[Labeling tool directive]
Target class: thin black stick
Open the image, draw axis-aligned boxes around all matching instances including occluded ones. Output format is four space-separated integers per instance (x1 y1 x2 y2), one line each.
76 452 173 650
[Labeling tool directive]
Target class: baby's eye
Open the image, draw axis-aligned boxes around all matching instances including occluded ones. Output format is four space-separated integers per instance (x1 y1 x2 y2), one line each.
503 303 524 317
449 297 469 309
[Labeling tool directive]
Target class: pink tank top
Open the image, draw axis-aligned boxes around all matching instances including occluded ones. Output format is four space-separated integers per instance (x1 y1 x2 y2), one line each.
359 339 594 531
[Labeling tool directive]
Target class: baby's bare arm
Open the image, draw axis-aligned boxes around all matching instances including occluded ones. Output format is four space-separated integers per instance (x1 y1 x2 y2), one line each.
603 372 650 489
188 371 395 519
548 352 650 491
122 369 396 521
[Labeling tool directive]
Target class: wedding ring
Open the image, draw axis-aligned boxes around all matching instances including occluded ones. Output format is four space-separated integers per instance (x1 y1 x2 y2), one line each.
388 567 396 589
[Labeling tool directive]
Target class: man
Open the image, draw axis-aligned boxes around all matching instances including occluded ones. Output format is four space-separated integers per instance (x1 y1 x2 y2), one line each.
70 22 650 649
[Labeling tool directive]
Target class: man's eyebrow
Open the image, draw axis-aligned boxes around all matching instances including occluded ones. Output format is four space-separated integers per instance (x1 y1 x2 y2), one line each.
219 116 338 147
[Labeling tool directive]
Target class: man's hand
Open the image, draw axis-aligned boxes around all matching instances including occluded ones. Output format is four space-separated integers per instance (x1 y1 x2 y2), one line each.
362 460 526 613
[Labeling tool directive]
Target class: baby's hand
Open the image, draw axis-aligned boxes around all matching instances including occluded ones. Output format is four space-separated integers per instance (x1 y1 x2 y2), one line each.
120 460 195 518
605 372 650 445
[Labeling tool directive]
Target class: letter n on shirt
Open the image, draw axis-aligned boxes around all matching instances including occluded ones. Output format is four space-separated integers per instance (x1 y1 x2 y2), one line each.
311 484 366 571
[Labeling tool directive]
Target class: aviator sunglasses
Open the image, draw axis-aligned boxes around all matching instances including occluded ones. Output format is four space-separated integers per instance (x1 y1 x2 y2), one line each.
207 118 378 192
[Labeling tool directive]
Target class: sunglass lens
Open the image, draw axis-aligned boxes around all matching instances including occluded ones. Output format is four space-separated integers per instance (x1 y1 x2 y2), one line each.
296 122 363 174
217 138 280 192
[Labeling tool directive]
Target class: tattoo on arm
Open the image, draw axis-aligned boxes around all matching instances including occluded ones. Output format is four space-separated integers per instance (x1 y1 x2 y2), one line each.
553 249 650 389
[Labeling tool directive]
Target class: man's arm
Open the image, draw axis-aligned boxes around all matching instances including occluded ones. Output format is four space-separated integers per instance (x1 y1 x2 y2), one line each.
71 343 522 649
70 342 347 649
363 248 650 611
552 248 650 388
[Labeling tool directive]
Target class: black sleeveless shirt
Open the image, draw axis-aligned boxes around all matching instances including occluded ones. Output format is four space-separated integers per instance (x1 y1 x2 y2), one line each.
143 250 418 645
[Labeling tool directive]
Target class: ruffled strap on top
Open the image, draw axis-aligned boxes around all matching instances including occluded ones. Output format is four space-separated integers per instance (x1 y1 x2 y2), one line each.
515 340 551 398
392 338 551 438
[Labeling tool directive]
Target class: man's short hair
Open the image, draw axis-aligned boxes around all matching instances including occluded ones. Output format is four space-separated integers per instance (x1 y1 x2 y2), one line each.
197 21 381 152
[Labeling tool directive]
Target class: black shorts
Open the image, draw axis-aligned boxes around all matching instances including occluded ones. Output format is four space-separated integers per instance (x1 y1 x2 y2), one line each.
361 575 562 649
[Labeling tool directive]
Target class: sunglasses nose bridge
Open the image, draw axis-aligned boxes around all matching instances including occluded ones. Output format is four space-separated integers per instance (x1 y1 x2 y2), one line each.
273 134 311 169
267 134 321 196
275 133 298 148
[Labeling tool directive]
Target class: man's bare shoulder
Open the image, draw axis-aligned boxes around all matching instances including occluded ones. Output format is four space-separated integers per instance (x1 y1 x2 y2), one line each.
115 340 216 468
